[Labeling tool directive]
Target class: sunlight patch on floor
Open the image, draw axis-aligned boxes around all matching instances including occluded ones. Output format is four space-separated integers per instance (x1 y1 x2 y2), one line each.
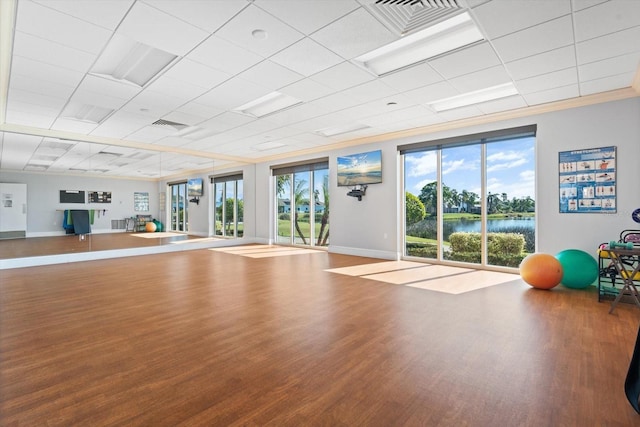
209 245 323 258
325 261 519 294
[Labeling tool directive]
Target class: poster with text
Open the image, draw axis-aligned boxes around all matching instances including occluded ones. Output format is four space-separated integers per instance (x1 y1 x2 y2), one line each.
559 146 616 213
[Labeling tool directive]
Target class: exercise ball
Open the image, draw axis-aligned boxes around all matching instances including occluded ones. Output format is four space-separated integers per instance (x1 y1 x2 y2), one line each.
519 253 563 289
145 221 157 232
555 249 599 289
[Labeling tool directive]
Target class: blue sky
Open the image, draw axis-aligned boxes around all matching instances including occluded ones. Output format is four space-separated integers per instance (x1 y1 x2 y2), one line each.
404 137 535 200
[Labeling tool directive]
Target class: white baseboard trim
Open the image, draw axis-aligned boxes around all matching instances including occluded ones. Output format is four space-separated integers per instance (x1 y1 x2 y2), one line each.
328 245 398 260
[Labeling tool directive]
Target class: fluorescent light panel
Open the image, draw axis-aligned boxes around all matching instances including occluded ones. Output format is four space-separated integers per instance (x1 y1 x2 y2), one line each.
429 82 519 112
91 34 177 87
62 103 114 124
234 92 302 118
353 12 483 76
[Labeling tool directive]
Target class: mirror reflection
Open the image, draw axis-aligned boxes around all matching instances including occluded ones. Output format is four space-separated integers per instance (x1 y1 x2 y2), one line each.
0 131 223 261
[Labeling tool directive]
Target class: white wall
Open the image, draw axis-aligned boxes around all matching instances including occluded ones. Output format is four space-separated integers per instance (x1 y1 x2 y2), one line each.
0 171 159 236
253 97 640 259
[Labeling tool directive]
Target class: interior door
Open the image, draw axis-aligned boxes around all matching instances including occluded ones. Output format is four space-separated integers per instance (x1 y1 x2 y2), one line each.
0 183 27 238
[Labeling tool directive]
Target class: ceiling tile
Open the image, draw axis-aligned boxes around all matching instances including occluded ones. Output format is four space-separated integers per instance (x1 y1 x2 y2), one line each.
310 62 375 92
379 62 443 92
491 15 575 63
580 72 636 96
122 90 191 120
515 68 578 94
504 46 576 80
237 60 304 90
186 35 263 75
215 5 304 58
5 110 56 129
358 105 433 127
310 7 397 59
77 75 142 102
576 26 640 65
472 0 571 39
579 52 640 82
174 102 224 123
16 0 112 54
8 88 68 110
116 1 209 56
145 75 210 103
31 0 133 30
10 56 85 88
522 84 579 105
51 118 100 134
162 59 231 90
199 112 256 134
574 0 640 42
91 111 153 139
260 103 331 127
194 78 271 111
13 31 96 73
449 65 512 93
255 0 360 35
572 0 608 12
280 79 336 102
270 38 344 77
403 81 459 105
142 0 248 33
429 42 501 79
0 133 41 169
9 74 76 101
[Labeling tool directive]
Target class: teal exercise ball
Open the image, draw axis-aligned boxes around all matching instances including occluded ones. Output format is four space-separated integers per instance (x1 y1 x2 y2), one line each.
555 249 599 289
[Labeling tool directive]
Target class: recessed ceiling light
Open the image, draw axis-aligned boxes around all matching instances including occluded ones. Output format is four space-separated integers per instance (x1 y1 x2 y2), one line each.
428 82 519 112
353 12 483 76
234 92 302 118
90 34 177 87
61 103 114 124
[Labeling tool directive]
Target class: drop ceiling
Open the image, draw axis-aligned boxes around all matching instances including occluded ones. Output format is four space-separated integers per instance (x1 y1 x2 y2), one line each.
0 0 639 179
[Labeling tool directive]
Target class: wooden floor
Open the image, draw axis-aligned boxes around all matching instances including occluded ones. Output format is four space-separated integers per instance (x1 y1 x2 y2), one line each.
0 233 201 259
1 248 640 426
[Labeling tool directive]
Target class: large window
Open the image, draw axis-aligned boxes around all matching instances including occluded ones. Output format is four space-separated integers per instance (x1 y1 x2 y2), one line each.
273 160 329 247
402 126 536 269
212 174 243 238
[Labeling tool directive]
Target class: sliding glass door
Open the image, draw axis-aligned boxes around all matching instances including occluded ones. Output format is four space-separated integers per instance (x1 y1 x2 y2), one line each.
273 160 329 247
213 174 243 238
403 128 536 269
169 182 187 232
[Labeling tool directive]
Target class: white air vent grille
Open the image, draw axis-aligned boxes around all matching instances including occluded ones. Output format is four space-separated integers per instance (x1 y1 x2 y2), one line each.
362 0 464 35
151 119 189 132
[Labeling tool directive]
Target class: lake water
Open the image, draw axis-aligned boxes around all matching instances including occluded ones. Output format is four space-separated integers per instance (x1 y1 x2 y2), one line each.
450 218 535 233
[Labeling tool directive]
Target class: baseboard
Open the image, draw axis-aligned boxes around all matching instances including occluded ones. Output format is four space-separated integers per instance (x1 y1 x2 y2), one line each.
328 245 398 260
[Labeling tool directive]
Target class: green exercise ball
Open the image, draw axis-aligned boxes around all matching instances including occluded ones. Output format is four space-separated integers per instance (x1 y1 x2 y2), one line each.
555 249 599 289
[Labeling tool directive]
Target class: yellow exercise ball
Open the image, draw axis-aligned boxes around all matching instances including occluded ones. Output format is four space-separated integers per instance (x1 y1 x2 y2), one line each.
145 221 157 232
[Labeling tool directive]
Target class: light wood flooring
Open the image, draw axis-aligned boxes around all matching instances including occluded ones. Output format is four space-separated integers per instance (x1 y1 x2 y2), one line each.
1 248 640 426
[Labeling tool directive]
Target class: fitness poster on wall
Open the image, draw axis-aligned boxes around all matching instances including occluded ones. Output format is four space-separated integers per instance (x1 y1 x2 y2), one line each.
559 146 616 213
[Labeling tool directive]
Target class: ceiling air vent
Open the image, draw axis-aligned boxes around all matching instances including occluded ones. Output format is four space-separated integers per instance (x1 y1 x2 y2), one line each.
151 119 190 132
361 0 465 35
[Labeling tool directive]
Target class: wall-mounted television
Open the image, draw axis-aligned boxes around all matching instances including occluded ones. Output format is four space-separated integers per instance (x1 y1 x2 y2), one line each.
187 178 204 197
337 150 382 187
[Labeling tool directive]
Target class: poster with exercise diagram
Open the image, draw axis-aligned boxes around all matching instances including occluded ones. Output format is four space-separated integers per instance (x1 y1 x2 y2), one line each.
559 146 616 213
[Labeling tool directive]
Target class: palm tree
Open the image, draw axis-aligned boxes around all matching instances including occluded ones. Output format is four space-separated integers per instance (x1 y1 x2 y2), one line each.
316 179 330 246
293 177 309 244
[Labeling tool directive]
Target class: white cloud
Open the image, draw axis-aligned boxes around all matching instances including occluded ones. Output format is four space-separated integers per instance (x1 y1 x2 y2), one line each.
486 157 527 172
405 151 437 177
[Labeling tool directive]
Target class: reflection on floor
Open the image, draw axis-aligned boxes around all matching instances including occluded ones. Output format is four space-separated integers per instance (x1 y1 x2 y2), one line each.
209 244 323 258
325 260 520 295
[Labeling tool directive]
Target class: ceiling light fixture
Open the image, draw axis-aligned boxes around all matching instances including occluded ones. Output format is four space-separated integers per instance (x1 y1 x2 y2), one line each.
352 11 483 76
62 104 115 124
316 123 371 137
428 82 519 112
234 91 302 118
90 34 177 87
